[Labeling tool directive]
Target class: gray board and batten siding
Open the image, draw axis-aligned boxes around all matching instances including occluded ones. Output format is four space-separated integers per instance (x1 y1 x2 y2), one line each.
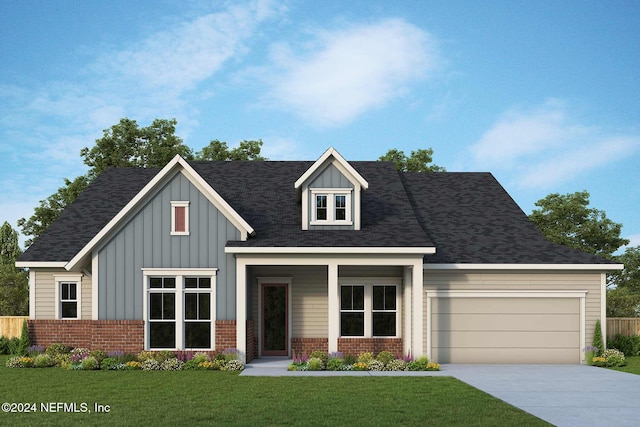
308 163 355 231
97 171 241 320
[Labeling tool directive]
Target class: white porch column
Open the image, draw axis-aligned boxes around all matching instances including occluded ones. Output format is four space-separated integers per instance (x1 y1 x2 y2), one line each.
411 261 424 356
235 257 247 363
327 262 339 353
403 266 412 356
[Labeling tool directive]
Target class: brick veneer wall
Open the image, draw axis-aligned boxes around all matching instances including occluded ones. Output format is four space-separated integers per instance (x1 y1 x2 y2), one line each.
29 319 256 360
291 338 328 356
338 338 403 356
28 320 144 353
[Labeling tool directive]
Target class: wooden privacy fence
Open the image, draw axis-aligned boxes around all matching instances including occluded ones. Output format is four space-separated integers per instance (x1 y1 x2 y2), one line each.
607 318 640 337
0 316 28 338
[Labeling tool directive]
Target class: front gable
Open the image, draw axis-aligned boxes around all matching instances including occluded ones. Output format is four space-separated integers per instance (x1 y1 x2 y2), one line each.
295 147 368 231
65 155 254 272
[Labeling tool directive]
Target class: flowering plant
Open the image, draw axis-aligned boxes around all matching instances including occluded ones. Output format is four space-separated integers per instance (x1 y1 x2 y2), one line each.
70 348 91 363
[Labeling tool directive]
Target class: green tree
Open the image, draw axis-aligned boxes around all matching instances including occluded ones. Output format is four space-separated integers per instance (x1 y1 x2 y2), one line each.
379 148 446 172
195 139 267 161
0 222 28 316
0 221 22 264
610 246 640 292
607 287 640 317
80 118 193 177
529 191 629 259
20 118 194 247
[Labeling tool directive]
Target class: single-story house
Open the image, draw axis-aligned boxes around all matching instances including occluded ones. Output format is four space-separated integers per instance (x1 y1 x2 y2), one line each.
16 147 622 363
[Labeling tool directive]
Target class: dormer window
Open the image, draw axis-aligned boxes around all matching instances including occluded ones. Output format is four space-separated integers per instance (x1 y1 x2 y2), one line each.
311 189 352 225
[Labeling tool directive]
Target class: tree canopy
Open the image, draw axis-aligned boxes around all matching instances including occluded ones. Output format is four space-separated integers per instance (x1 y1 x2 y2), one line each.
529 191 629 259
379 148 446 173
196 139 267 161
0 222 28 315
18 118 268 247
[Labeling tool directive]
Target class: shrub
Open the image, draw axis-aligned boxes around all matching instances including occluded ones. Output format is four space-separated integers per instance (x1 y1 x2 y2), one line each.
34 353 55 368
8 337 21 355
352 362 368 371
90 350 108 364
81 356 99 370
183 359 201 370
0 336 9 354
607 334 640 357
161 358 185 371
222 359 244 371
192 352 211 363
593 320 604 356
368 360 385 371
28 345 45 356
326 358 345 371
357 352 374 364
307 357 324 371
154 350 175 362
603 349 625 367
426 362 441 371
385 359 406 371
100 357 121 370
223 348 240 361
125 361 142 370
5 356 24 368
141 359 162 370
309 350 328 366
375 351 395 365
70 348 91 363
343 354 357 365
45 343 69 356
137 351 156 362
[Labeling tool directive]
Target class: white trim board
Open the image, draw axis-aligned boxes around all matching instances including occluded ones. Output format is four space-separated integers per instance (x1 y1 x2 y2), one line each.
423 263 624 271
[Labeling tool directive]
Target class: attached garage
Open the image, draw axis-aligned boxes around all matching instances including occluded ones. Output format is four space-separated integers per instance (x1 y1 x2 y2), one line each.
426 291 586 364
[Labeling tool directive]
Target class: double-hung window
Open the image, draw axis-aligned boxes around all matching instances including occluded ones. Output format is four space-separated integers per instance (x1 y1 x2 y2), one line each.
54 274 83 319
143 269 217 350
339 283 399 337
311 189 352 225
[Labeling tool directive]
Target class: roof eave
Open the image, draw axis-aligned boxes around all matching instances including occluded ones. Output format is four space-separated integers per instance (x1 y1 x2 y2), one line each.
423 263 625 271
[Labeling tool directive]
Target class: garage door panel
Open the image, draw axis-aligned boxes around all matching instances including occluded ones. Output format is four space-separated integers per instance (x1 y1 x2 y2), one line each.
433 347 579 364
432 313 579 331
430 296 581 364
432 330 579 348
432 297 578 314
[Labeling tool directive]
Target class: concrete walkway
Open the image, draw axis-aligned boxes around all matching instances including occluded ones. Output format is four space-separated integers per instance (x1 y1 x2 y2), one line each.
241 358 640 427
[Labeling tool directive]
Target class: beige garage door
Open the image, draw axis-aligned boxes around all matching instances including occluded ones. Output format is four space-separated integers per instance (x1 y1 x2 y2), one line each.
431 297 580 364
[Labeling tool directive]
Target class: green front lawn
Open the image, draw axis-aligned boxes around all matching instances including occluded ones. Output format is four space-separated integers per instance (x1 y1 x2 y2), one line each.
0 356 549 426
608 355 640 375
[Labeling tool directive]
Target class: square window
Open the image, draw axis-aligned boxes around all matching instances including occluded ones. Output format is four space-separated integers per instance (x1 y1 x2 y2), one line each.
149 322 175 349
341 312 364 336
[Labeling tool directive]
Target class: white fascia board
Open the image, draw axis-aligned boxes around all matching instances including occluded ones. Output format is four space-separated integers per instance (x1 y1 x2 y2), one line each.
423 263 625 271
225 246 435 255
15 261 68 268
66 155 254 271
294 147 368 190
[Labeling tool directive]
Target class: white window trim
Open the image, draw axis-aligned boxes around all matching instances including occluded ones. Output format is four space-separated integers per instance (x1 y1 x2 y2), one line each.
54 274 83 320
142 268 217 351
310 188 353 225
170 201 190 236
338 278 401 338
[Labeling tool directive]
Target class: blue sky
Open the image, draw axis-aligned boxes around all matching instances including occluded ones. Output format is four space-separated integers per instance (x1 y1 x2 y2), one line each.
1 0 639 250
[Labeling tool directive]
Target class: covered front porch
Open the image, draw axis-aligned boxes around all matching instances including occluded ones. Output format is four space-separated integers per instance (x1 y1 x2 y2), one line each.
231 253 425 363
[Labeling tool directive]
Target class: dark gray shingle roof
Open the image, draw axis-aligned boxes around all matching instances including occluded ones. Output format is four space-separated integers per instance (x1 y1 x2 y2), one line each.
19 161 614 265
400 172 613 264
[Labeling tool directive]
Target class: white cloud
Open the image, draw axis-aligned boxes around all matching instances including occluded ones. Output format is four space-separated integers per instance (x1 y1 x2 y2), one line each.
263 18 441 127
469 100 640 189
624 234 640 249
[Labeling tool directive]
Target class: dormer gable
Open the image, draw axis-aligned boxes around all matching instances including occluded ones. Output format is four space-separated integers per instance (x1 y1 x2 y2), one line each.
295 147 368 230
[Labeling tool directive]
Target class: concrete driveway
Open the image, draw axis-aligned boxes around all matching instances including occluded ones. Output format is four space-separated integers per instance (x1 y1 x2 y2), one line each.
243 359 640 426
443 364 640 427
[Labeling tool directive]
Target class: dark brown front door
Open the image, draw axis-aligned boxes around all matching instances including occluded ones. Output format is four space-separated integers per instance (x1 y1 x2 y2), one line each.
262 284 288 356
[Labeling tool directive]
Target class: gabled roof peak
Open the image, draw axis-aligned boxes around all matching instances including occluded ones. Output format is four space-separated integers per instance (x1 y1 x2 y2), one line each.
294 147 369 190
